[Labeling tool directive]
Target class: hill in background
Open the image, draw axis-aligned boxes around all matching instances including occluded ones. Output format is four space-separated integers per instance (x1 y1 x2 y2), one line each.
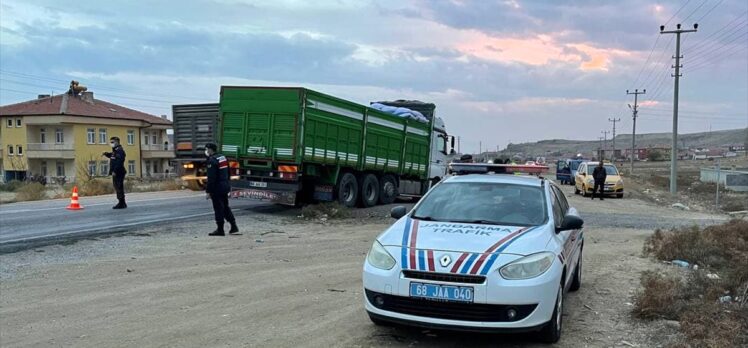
496 128 747 158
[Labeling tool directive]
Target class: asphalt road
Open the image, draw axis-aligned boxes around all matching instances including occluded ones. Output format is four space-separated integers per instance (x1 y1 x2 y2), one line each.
0 190 268 249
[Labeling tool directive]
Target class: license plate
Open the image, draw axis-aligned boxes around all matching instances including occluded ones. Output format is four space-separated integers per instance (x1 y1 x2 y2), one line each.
229 189 278 200
249 181 268 188
409 282 474 302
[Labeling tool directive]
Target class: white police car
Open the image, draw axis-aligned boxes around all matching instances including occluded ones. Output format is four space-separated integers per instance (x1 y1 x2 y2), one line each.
363 163 584 343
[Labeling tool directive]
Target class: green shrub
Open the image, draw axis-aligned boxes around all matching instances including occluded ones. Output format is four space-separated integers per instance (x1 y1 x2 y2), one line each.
0 180 25 192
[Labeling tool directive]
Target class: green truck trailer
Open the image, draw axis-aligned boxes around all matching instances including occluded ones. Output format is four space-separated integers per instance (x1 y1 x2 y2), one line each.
218 86 456 207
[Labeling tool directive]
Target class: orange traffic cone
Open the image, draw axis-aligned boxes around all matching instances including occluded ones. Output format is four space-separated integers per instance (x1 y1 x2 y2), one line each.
66 186 84 210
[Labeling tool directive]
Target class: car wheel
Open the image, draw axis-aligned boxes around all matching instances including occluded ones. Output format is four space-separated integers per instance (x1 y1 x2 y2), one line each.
539 285 563 343
378 175 397 205
617 193 624 199
360 173 380 208
336 172 359 208
570 253 582 292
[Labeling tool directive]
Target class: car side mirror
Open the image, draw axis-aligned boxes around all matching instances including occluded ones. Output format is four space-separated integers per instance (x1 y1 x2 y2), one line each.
390 206 407 219
557 213 584 233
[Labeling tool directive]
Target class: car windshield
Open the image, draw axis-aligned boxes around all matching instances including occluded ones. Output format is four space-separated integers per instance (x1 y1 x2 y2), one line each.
586 164 619 175
570 161 581 170
411 182 547 226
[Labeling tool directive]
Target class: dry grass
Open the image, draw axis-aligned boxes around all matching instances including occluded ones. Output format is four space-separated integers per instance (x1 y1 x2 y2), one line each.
300 202 351 220
79 179 115 196
635 220 748 347
14 182 47 201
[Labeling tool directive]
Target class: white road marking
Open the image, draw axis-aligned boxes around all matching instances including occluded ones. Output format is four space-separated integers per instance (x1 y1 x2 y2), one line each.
0 193 206 214
0 212 215 244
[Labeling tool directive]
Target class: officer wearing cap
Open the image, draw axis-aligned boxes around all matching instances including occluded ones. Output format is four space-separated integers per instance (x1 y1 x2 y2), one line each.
103 136 127 209
204 143 238 236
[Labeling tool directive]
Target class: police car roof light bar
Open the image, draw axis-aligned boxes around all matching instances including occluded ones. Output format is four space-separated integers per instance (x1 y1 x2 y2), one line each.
448 163 549 176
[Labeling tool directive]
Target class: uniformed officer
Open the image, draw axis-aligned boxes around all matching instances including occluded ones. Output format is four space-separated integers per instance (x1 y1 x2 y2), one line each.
103 136 127 209
204 143 239 236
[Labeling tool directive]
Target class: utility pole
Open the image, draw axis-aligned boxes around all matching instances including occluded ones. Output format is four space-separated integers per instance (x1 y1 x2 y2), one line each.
598 137 604 160
661 22 698 194
627 89 645 173
608 117 621 160
601 130 610 160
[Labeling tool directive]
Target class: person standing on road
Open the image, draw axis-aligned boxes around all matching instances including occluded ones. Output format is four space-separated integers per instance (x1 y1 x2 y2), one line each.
103 136 127 209
204 143 239 236
591 160 607 201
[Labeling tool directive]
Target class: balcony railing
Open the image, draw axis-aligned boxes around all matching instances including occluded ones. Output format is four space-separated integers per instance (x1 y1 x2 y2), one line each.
142 144 174 151
27 143 74 151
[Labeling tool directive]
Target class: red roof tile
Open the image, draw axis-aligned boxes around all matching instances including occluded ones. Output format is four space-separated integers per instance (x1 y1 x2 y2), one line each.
0 93 171 125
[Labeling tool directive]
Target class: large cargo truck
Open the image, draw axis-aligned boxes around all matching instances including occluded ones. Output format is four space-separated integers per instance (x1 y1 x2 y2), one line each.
172 103 221 190
218 86 456 207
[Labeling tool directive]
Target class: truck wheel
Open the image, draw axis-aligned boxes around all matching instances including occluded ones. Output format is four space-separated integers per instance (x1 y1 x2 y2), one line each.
379 175 397 205
360 174 380 208
336 172 359 208
186 180 205 191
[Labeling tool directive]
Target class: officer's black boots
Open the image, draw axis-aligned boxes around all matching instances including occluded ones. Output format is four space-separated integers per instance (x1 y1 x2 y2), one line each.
228 221 239 234
208 229 225 236
112 199 127 209
209 223 226 236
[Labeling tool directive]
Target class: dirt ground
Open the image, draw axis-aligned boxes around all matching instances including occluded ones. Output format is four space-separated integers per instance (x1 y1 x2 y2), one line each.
0 185 729 348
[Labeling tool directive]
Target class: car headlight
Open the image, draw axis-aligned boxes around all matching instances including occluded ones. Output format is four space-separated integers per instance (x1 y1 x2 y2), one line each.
499 252 555 280
586 177 594 184
367 241 396 270
617 179 624 186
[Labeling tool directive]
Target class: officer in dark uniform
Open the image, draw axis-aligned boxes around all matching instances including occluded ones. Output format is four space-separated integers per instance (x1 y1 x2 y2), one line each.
591 160 607 201
205 143 239 236
103 136 127 209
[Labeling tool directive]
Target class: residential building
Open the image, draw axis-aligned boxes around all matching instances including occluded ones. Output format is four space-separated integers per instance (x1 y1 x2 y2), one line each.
0 88 173 182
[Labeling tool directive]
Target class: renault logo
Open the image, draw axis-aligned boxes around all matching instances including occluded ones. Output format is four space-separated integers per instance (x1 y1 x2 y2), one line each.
439 255 452 267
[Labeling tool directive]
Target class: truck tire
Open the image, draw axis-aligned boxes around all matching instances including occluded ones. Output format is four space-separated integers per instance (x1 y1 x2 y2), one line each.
336 172 359 208
186 180 205 191
360 174 380 208
378 175 397 205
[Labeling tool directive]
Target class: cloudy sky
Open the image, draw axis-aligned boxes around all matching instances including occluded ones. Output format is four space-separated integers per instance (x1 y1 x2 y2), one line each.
1 0 746 152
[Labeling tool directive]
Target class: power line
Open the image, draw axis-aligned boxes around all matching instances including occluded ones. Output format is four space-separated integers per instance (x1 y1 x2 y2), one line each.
0 87 171 111
695 0 726 23
0 69 211 102
665 0 694 26
689 44 748 71
684 12 747 53
686 29 748 65
682 0 708 22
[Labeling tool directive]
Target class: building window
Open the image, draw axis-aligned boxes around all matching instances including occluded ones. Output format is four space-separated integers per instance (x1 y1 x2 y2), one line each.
99 128 107 144
56 161 65 177
88 161 97 176
145 161 152 176
5 119 11 128
40 128 47 144
144 132 150 145
55 128 64 143
16 118 21 127
87 128 95 144
16 145 22 156
41 161 48 177
7 145 13 155
151 134 157 145
127 130 135 145
128 160 136 176
100 161 109 176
